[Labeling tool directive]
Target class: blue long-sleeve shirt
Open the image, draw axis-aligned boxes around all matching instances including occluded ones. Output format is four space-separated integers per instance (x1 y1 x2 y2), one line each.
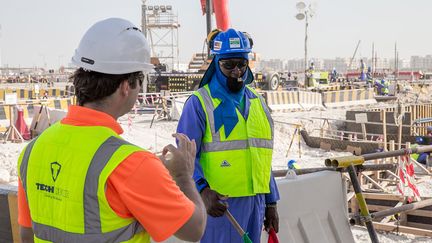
176 88 280 204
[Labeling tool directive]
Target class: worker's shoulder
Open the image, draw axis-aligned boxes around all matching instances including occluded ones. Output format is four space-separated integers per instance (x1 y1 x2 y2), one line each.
111 150 163 181
119 150 161 171
127 150 160 165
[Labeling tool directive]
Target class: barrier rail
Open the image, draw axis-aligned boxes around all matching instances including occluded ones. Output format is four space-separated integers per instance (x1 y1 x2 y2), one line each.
0 88 71 101
0 98 74 120
322 88 376 108
367 103 432 136
263 91 302 112
298 91 324 111
138 91 193 106
263 91 324 112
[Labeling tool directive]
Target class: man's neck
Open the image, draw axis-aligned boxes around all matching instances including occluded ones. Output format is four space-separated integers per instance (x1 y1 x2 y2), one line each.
83 100 122 120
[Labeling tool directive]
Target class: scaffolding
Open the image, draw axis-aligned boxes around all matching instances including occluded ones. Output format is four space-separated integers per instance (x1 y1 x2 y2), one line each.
141 1 179 71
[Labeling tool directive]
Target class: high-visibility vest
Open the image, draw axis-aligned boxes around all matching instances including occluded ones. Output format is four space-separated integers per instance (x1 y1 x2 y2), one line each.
18 122 148 243
194 85 273 197
411 144 420 161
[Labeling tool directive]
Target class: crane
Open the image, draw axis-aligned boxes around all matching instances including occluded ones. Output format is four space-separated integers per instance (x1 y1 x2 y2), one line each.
348 40 361 71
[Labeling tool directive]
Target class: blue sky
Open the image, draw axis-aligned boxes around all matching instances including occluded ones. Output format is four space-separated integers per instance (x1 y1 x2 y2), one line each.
0 0 431 68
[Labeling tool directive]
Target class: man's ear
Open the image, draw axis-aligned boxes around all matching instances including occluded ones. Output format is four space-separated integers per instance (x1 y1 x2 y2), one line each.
119 80 130 96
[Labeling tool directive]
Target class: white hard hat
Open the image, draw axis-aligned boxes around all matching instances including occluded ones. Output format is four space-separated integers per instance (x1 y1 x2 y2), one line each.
71 18 153 74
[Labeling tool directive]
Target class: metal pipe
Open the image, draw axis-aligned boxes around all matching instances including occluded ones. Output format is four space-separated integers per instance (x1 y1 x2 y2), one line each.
323 146 432 167
347 165 379 243
371 42 374 76
273 163 397 177
371 199 432 219
141 0 147 37
310 116 431 129
362 145 432 161
304 12 308 86
205 0 213 58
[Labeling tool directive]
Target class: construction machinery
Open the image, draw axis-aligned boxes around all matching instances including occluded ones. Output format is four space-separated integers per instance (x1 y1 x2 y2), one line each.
252 71 299 91
142 0 294 92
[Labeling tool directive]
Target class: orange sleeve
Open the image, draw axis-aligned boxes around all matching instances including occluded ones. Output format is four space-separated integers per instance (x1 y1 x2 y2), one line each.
18 178 32 227
106 151 195 242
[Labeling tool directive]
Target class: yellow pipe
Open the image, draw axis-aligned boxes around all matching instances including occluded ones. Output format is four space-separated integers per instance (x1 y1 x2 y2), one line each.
326 155 365 168
356 193 371 217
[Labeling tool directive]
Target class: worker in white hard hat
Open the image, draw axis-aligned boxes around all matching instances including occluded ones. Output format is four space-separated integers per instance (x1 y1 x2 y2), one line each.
17 18 206 243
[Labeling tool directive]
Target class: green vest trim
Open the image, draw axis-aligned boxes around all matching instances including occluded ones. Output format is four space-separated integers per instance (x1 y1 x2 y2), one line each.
194 85 274 197
19 123 148 243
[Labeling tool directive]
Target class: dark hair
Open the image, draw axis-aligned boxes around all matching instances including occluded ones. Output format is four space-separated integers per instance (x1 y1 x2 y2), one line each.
70 68 143 105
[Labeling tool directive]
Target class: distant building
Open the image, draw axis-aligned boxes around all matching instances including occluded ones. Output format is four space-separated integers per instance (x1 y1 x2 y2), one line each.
256 59 284 72
322 57 349 72
286 59 305 72
253 55 432 73
410 55 432 71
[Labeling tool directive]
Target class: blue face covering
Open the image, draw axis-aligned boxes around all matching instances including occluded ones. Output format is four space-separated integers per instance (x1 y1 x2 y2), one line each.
209 52 249 137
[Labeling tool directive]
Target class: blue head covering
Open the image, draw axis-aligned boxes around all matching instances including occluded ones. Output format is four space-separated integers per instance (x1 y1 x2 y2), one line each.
203 52 251 137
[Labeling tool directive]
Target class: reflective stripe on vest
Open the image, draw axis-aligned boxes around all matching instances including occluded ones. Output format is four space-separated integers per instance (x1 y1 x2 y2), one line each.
197 87 274 148
195 85 273 196
202 138 273 152
20 136 143 242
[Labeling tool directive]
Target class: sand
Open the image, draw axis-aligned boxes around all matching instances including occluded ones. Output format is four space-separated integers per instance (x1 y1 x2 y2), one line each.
0 104 431 242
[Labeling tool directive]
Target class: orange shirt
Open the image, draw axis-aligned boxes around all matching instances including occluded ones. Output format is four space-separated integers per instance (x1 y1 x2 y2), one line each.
18 106 194 242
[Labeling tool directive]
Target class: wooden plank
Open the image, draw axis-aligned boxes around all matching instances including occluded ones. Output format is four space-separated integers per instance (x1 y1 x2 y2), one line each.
406 222 432 231
347 192 355 202
406 209 432 218
362 171 374 176
0 192 13 243
409 157 431 175
361 172 386 191
373 222 432 237
362 193 403 201
376 178 397 183
7 192 20 243
385 170 399 179
362 188 384 193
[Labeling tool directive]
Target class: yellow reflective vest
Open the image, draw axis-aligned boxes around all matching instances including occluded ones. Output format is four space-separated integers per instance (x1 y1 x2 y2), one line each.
194 85 274 197
18 122 148 243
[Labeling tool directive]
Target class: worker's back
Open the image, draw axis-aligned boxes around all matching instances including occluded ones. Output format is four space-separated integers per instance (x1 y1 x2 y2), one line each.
18 122 149 242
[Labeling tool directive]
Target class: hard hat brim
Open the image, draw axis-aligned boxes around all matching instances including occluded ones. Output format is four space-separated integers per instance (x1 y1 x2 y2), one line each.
71 56 154 74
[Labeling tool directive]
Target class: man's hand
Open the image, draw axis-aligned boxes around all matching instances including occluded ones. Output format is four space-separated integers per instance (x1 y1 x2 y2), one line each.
200 187 228 217
160 133 196 180
264 206 279 233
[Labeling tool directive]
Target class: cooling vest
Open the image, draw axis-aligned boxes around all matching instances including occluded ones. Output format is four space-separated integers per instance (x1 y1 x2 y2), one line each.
18 122 148 243
194 85 274 197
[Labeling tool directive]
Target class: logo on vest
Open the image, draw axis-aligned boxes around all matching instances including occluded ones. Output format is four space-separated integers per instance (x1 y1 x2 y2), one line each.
35 162 69 200
51 162 61 182
220 160 231 167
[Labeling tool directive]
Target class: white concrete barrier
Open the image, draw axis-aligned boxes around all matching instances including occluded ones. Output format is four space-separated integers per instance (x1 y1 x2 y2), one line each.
322 89 377 109
263 91 302 112
170 96 188 121
29 106 67 135
298 91 325 111
158 171 355 243
273 171 355 243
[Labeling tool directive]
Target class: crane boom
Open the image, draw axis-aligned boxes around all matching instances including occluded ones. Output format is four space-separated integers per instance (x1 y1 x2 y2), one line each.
348 40 361 71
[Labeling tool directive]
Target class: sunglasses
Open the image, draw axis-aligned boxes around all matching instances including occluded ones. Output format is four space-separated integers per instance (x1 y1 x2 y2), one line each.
219 59 249 70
